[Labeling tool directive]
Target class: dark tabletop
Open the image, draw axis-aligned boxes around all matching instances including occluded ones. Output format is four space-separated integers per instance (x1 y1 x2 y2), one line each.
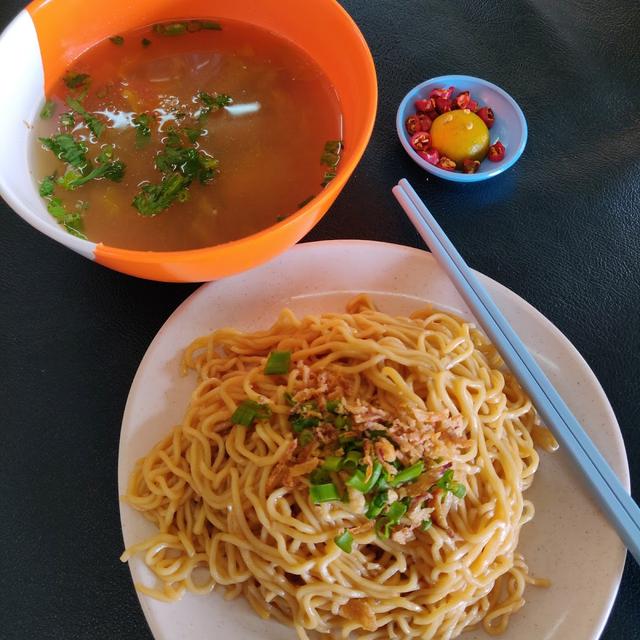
1 0 639 638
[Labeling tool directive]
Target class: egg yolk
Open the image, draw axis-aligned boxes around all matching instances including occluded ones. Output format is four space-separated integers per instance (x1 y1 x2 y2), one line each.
430 110 490 167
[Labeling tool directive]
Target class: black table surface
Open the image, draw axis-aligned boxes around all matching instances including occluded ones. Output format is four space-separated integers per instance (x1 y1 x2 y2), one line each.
1 1 639 638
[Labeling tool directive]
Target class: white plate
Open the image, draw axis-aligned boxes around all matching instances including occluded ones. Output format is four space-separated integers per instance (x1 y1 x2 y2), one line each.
119 240 630 640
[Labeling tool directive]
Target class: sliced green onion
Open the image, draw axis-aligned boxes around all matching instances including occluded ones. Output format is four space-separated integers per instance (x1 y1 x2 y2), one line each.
451 482 466 499
374 517 392 540
366 429 388 439
283 391 296 406
334 529 353 553
299 430 314 447
231 400 270 427
346 461 383 494
390 461 424 487
291 416 320 433
342 450 362 471
365 491 388 519
326 399 341 413
309 469 330 485
335 415 350 430
436 468 454 490
322 456 343 472
386 500 408 525
420 519 432 532
265 351 292 375
310 482 341 504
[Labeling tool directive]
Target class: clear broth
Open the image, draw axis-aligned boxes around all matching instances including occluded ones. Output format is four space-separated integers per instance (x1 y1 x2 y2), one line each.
32 19 342 251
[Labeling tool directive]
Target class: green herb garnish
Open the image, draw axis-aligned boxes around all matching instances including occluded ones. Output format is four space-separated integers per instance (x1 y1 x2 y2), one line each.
334 529 353 553
321 170 337 187
309 482 341 504
420 519 432 532
198 92 232 121
60 112 75 128
39 134 88 171
365 491 388 519
39 175 56 198
346 461 383 494
185 127 204 143
341 450 362 470
389 461 424 487
64 72 91 90
200 20 222 30
66 97 105 138
230 399 272 427
299 429 315 447
321 456 343 472
435 469 466 498
265 351 291 375
40 100 56 120
132 173 190 216
132 113 152 148
153 22 188 36
142 38 152 47
109 35 124 45
386 500 408 524
321 141 342 168
57 146 125 190
46 197 87 239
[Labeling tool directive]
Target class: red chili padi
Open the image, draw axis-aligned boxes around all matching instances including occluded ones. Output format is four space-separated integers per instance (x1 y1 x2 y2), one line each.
417 113 432 131
418 148 440 165
430 86 455 100
410 131 431 152
437 156 456 171
462 158 481 173
405 115 421 135
476 106 495 128
435 97 452 114
467 99 479 112
488 141 505 162
454 91 471 110
426 109 439 121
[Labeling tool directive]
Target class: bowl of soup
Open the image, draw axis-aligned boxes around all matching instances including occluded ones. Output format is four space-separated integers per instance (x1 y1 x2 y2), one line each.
0 0 377 281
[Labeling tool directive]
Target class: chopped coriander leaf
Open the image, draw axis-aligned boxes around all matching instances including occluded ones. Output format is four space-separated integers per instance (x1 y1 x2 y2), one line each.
200 20 222 30
324 140 343 154
265 351 291 375
132 173 191 216
283 391 296 406
389 461 424 487
321 170 337 187
39 134 88 171
309 482 341 504
298 195 314 208
132 113 152 148
39 175 56 197
153 22 188 36
185 127 204 143
60 112 75 128
155 134 219 184
346 461 383 494
46 197 87 239
64 72 91 90
198 92 232 121
109 35 124 45
321 140 342 167
40 100 56 120
142 37 152 47
230 399 271 427
275 215 285 222
66 97 105 138
334 529 353 553
420 519 432 532
58 155 125 190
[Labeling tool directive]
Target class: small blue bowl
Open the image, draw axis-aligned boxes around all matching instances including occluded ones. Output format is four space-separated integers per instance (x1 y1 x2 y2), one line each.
396 74 527 183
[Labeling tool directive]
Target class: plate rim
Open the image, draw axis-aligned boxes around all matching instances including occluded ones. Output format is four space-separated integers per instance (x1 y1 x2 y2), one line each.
118 239 630 640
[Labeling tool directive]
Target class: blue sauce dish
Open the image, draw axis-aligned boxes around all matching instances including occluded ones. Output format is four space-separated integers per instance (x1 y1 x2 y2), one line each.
396 75 527 183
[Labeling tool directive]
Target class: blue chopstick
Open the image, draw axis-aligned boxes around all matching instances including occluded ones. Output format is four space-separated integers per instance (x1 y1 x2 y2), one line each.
392 178 640 564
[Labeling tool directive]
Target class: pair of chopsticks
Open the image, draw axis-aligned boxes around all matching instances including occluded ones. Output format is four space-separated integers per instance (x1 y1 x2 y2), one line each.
392 178 640 564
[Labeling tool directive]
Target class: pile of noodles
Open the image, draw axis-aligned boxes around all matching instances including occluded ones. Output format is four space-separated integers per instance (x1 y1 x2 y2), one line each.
121 295 556 639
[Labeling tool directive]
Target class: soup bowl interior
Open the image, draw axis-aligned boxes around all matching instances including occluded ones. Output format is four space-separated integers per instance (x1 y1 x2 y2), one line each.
0 0 377 281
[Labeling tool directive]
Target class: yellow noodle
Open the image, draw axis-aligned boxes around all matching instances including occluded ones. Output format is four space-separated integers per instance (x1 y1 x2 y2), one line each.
121 296 556 639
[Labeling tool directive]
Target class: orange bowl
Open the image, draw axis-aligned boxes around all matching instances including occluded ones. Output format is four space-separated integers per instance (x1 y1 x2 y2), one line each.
0 0 377 282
